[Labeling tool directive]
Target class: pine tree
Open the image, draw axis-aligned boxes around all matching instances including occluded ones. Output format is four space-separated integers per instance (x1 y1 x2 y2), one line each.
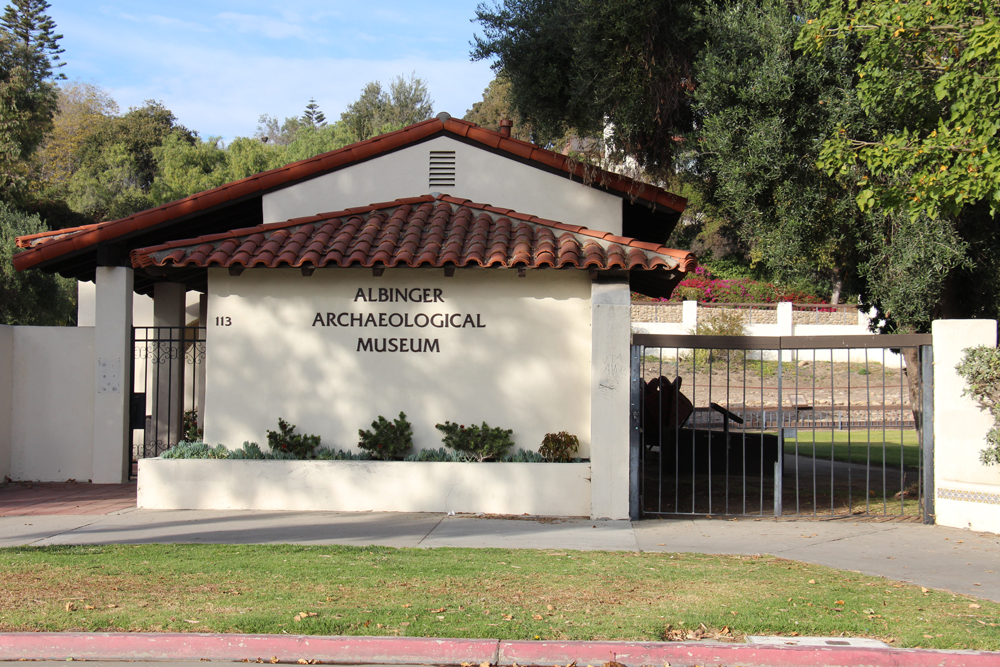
1 0 64 84
301 98 326 128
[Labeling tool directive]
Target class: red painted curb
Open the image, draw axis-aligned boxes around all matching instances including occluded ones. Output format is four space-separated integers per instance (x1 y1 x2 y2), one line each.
498 639 1000 667
0 634 996 666
0 633 499 664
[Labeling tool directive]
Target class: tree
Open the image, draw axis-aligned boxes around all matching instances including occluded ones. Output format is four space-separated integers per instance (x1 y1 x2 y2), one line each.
0 0 63 196
690 0 872 303
472 0 706 178
797 0 1000 332
463 76 536 142
340 73 433 142
301 98 326 128
254 113 303 146
68 100 192 220
0 200 74 324
31 81 118 196
799 0 1000 221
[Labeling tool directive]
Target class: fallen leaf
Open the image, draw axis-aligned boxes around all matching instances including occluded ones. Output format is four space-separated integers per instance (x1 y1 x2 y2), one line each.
270 658 279 664
503 614 513 621
970 603 981 609
835 600 845 605
64 602 75 612
921 587 929 594
431 607 446 613
532 614 543 620
298 661 309 665
546 605 554 611
106 604 117 609
923 635 934 639
84 605 95 610
184 619 200 624
808 580 816 584
400 622 410 627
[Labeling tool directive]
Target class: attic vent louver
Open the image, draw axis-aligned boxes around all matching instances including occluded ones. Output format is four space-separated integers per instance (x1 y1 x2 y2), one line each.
429 150 456 189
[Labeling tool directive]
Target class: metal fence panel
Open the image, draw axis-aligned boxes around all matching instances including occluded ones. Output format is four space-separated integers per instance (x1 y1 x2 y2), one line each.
632 334 932 520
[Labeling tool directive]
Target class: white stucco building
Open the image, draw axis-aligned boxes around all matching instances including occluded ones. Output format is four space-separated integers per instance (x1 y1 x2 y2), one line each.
10 114 694 519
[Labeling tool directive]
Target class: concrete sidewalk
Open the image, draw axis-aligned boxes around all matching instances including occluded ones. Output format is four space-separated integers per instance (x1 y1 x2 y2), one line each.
1 508 998 602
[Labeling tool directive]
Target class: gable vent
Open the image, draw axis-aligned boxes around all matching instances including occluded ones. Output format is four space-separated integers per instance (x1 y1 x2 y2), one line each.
429 150 456 189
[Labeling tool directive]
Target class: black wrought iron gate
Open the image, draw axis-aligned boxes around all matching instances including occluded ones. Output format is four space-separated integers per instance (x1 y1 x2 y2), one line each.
131 326 207 469
630 334 934 522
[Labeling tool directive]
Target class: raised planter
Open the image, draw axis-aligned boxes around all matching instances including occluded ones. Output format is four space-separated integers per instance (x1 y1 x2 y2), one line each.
138 459 592 516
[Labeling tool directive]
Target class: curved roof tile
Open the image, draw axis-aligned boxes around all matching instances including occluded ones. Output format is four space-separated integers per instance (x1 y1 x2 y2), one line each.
130 194 695 277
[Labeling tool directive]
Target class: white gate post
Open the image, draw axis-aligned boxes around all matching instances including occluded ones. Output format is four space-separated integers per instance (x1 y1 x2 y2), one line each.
92 266 134 483
591 278 632 520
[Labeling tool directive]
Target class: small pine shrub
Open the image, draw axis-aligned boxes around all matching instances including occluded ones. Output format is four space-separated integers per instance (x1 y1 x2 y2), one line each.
358 412 414 460
436 421 514 461
539 432 580 462
266 419 321 458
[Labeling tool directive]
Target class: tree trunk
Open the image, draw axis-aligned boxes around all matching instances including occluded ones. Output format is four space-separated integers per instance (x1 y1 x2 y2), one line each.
830 269 844 306
901 346 922 431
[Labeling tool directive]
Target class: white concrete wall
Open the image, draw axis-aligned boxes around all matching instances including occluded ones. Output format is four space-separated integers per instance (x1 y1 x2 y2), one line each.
262 136 624 234
139 459 592 516
10 327 95 481
203 267 593 458
0 325 12 480
933 319 1000 534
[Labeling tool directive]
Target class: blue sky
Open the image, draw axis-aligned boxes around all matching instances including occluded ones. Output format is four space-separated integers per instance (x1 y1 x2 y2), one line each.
50 1 498 142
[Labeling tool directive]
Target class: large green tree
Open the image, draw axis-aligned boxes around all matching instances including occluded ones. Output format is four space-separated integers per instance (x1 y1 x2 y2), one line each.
798 0 1000 331
340 73 433 142
0 0 63 197
690 0 874 303
0 200 74 324
472 0 706 178
67 100 193 220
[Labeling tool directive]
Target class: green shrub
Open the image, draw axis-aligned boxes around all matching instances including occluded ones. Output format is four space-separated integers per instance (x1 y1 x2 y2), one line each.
266 419 321 458
502 448 546 462
956 346 1000 466
688 307 747 366
314 448 373 461
182 409 203 442
358 412 414 460
160 441 229 459
404 447 469 462
227 441 267 459
539 431 580 462
435 421 514 461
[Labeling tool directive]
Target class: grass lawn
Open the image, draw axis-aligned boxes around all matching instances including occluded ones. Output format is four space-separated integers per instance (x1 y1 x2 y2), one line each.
0 545 996 651
785 429 921 469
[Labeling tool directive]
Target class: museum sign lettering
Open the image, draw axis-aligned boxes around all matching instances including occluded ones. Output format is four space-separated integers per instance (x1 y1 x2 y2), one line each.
310 287 484 354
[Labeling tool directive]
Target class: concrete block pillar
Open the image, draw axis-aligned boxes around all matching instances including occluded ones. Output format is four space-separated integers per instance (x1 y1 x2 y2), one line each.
590 278 632 520
92 266 134 483
152 282 186 449
932 319 1000 533
777 301 793 337
682 300 698 332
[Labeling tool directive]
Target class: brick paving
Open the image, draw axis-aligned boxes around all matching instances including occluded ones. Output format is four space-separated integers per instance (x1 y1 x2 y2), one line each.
0 482 136 516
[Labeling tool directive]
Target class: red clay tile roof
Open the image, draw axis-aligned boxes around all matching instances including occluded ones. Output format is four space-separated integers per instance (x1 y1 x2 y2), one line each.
13 114 686 273
130 195 697 274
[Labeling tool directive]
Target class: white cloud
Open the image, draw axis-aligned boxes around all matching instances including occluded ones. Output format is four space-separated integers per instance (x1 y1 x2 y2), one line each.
216 12 307 40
